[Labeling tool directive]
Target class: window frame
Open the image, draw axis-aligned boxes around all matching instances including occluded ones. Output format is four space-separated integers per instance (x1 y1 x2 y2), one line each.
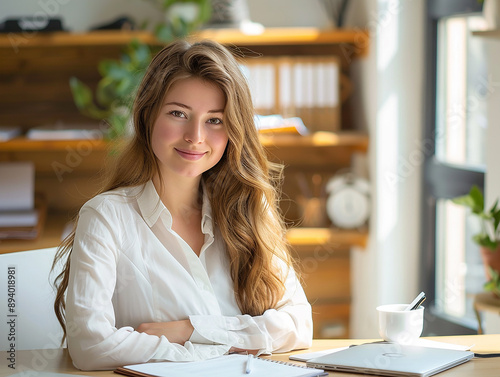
421 0 485 335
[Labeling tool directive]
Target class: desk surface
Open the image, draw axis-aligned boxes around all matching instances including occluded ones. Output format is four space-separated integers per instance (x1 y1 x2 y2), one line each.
1 335 499 377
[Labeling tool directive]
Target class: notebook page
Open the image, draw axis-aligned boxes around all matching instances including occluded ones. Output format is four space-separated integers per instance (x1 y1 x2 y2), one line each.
122 354 324 377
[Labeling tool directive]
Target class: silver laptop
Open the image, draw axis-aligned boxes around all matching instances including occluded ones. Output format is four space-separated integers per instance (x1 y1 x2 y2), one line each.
306 343 474 377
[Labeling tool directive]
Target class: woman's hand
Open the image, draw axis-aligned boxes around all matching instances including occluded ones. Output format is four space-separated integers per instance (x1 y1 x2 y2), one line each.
229 347 259 355
137 319 194 344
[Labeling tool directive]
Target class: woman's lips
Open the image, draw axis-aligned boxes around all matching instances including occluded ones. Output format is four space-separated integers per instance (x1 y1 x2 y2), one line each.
175 148 206 161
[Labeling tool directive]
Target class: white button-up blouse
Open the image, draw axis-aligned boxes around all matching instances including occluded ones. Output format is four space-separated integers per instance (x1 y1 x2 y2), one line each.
65 181 312 370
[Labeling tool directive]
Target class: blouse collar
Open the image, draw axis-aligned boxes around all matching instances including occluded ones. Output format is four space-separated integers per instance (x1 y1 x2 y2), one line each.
137 180 213 235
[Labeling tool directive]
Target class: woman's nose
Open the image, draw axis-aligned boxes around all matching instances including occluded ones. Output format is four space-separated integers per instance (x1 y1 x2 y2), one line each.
184 119 205 144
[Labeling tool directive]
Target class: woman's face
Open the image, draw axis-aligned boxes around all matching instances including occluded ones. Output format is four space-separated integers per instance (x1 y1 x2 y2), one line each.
152 77 229 181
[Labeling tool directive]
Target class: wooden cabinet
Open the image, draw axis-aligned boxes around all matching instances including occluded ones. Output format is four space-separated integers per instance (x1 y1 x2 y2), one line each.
0 28 369 338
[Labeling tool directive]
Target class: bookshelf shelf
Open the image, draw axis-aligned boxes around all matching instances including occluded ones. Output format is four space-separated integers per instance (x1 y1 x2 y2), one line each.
286 227 368 249
0 132 368 152
0 132 368 169
472 29 500 37
0 212 367 254
0 28 369 56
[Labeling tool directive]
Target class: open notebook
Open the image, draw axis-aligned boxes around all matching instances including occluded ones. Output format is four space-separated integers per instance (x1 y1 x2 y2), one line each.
115 354 326 377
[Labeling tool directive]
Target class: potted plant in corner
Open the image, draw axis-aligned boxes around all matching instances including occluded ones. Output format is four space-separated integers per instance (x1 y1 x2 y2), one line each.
452 185 500 297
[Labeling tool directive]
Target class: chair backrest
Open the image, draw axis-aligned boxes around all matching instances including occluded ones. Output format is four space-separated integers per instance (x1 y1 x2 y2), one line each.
0 247 65 351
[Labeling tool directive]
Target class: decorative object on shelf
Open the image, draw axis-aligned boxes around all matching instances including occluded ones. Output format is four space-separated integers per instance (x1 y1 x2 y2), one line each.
325 170 370 229
69 0 212 139
0 17 64 33
482 0 500 29
452 185 500 297
206 0 264 35
319 0 351 28
91 16 136 31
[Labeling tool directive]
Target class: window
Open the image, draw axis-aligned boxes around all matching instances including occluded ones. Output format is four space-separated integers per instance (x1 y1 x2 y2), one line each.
421 0 486 335
435 16 488 168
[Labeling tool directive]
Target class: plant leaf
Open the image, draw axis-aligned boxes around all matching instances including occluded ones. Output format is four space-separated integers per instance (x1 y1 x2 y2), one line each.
155 23 174 42
452 185 484 214
69 77 110 119
469 185 485 213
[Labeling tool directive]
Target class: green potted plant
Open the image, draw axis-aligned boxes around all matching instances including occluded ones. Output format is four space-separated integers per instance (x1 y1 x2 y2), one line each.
452 185 500 297
70 39 152 139
70 0 211 139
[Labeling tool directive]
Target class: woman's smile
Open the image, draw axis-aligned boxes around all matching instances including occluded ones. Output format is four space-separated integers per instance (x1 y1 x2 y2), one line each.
175 148 207 161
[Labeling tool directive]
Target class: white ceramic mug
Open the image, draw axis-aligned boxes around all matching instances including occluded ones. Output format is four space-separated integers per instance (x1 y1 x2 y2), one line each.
376 304 424 344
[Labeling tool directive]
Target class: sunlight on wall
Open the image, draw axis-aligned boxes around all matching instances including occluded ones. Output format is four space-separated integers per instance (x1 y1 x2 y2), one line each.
376 94 399 242
376 0 399 71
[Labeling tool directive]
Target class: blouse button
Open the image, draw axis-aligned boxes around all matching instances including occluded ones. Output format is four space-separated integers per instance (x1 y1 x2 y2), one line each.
238 338 244 344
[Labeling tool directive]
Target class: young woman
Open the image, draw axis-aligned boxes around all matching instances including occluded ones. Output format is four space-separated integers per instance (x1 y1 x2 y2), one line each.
53 39 312 371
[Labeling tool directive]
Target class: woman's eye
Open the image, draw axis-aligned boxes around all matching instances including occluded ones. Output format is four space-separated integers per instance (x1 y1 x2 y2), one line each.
169 110 186 118
207 118 223 125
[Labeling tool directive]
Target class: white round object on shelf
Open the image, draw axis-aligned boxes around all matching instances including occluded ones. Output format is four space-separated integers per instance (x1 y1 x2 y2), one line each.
325 172 370 229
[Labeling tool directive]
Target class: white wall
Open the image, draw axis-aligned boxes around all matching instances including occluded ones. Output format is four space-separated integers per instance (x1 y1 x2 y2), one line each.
346 0 425 338
1 0 332 32
1 0 163 31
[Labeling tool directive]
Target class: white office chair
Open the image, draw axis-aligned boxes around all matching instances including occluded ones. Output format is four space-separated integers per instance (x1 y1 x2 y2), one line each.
0 247 65 351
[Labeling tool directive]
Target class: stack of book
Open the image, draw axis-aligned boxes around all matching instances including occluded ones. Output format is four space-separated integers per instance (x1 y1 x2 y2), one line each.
0 162 46 240
240 55 341 133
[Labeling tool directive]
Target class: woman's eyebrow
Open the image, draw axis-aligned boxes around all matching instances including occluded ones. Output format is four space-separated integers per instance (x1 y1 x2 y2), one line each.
164 101 224 114
164 101 191 109
208 109 225 114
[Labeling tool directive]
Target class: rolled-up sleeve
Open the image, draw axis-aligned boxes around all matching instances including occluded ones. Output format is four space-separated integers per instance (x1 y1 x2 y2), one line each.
188 267 313 354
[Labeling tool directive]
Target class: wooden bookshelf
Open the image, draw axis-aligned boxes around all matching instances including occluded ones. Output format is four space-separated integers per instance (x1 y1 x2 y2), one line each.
0 26 370 339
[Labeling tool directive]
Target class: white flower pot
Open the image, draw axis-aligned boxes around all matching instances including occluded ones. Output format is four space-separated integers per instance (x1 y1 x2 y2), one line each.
483 0 500 29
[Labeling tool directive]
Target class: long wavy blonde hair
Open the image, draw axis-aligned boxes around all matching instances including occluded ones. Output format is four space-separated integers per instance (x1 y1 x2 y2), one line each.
52 39 293 341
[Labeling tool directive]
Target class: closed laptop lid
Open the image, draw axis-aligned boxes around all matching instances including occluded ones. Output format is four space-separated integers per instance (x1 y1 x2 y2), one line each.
306 343 474 377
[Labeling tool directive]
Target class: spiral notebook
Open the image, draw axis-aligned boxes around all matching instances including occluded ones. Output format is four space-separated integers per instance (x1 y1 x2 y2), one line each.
114 354 326 377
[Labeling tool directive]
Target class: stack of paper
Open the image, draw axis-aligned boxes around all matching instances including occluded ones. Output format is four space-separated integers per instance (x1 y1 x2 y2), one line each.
0 162 45 240
26 122 103 140
255 114 309 135
0 126 22 141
